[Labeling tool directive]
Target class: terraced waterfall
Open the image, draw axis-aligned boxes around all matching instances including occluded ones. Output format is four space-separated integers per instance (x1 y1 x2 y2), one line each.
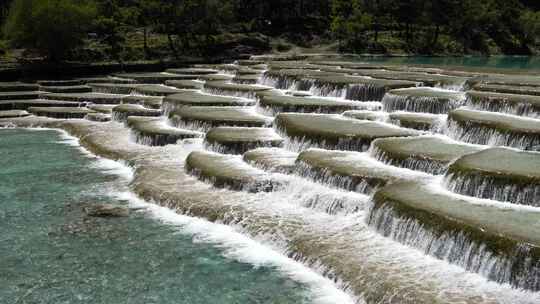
2 57 540 303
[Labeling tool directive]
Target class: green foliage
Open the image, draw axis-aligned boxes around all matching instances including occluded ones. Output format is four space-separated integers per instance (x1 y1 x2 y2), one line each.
327 0 540 55
3 0 96 61
2 0 540 61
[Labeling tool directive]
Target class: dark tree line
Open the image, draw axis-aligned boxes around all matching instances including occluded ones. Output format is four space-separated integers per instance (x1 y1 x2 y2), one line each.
1 0 539 61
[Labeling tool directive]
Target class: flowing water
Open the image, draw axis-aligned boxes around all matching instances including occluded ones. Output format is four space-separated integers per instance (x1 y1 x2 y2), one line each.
4 55 540 303
0 128 333 304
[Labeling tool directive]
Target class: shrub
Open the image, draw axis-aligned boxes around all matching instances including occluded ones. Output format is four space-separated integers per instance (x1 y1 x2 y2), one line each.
3 0 96 61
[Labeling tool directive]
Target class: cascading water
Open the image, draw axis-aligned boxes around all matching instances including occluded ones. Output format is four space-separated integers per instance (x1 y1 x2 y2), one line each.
445 116 540 151
367 198 540 291
6 57 540 303
369 144 448 175
465 94 540 118
444 171 540 206
382 92 465 114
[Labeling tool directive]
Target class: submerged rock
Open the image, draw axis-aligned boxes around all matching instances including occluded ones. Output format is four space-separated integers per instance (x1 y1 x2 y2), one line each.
84 204 129 217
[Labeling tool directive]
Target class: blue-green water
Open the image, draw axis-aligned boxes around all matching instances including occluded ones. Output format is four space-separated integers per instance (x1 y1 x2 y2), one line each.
363 56 540 71
0 129 312 304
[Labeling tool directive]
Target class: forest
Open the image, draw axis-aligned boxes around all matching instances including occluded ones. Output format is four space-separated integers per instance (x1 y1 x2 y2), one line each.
0 0 539 62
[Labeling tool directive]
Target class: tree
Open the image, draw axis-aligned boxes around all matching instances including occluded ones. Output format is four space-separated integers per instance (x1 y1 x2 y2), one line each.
3 0 96 61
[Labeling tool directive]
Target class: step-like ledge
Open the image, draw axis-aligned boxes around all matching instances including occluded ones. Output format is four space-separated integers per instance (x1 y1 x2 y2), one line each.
163 91 254 114
465 90 540 118
447 107 540 151
388 112 446 131
0 91 42 100
27 106 94 119
0 99 84 111
370 135 483 174
88 83 140 94
445 147 540 206
368 180 540 292
275 113 418 151
112 104 161 122
185 151 281 192
169 106 271 131
132 84 184 96
165 80 204 90
259 95 372 115
165 68 218 75
204 82 273 99
85 112 111 122
382 87 465 114
42 92 125 104
205 127 283 154
39 85 92 94
126 116 202 146
242 148 298 173
310 75 418 101
113 72 197 83
0 82 39 92
295 148 429 194
0 110 30 119
473 83 540 96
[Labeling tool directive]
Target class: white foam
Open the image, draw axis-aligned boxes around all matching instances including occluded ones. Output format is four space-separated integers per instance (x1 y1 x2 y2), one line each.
55 129 135 181
65 137 360 304
114 191 359 304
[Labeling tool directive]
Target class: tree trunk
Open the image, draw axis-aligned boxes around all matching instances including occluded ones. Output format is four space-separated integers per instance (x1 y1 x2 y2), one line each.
432 24 440 45
167 34 179 59
143 27 149 59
